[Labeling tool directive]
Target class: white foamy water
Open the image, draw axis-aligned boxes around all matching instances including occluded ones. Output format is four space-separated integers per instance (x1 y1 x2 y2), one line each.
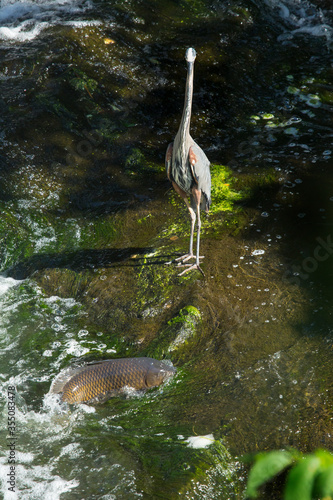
265 0 332 46
0 0 95 41
0 275 22 296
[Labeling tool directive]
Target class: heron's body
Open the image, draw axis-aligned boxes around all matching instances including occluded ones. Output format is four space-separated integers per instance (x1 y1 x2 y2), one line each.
166 48 211 275
50 357 176 404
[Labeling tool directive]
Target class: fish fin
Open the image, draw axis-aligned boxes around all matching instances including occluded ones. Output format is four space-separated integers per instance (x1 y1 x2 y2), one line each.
85 359 114 366
49 366 88 394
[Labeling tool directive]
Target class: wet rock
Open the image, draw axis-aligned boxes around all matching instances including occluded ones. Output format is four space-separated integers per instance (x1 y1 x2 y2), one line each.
146 306 202 362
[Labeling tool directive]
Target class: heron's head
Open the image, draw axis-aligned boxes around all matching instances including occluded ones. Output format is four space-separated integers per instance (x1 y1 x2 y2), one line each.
185 47 196 63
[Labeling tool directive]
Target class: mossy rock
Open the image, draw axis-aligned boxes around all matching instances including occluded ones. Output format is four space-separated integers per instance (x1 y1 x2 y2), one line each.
125 147 164 175
145 305 202 362
210 164 244 214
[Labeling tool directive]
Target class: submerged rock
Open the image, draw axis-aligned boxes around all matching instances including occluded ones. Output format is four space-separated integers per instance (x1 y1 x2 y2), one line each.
146 306 202 362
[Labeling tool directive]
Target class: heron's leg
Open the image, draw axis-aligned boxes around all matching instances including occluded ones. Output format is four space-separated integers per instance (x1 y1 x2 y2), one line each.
195 203 201 266
165 182 203 268
178 188 205 276
175 199 195 262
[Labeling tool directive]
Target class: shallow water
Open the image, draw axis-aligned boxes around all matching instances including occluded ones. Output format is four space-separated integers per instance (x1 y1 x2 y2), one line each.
0 0 333 498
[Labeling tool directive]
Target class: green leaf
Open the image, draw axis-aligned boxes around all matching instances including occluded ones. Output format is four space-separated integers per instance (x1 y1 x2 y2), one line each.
284 456 321 500
315 449 333 468
245 450 294 498
313 464 333 498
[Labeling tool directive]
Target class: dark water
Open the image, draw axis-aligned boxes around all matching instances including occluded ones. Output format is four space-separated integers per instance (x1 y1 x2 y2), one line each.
0 0 332 498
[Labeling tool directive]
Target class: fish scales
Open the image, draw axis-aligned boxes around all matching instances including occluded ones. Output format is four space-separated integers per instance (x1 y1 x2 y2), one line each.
51 357 176 404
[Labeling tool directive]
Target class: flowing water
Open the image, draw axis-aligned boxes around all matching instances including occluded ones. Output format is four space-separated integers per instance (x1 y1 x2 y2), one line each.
0 0 332 498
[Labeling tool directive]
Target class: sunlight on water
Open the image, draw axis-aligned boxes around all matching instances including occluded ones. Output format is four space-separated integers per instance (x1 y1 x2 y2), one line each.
0 0 94 41
0 276 22 297
265 0 332 46
0 398 83 499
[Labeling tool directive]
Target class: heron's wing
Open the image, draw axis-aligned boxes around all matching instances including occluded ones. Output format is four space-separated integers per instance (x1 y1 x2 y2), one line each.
165 142 173 180
189 144 211 207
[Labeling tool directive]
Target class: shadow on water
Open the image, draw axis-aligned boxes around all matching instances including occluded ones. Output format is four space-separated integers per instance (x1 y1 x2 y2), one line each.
7 247 183 279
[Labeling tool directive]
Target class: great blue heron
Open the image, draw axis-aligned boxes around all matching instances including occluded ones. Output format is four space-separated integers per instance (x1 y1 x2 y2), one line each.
165 47 211 276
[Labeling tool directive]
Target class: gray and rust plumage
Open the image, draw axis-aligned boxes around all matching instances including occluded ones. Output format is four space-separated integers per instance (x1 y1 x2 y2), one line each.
166 47 211 276
50 357 176 404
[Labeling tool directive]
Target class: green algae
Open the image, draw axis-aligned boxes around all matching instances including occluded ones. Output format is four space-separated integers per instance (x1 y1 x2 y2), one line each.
125 147 165 176
144 306 202 362
125 148 146 171
210 164 244 214
164 162 247 242
68 69 98 96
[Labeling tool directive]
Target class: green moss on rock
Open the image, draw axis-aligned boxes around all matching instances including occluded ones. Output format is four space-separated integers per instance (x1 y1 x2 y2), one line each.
145 306 202 362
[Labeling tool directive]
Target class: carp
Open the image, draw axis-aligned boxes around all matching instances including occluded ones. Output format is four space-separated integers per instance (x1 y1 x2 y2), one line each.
50 357 176 404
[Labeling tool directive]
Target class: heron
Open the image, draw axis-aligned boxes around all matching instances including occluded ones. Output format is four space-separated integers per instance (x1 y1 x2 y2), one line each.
165 47 211 276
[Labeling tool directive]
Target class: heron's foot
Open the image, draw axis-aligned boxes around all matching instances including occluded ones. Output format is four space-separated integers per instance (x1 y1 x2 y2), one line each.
175 253 204 264
165 254 204 268
178 263 205 277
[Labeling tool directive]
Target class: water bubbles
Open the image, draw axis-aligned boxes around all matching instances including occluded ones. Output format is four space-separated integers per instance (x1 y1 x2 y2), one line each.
251 249 265 256
288 116 302 124
78 329 89 338
52 322 66 332
43 350 53 357
97 343 107 350
307 94 321 108
62 339 90 357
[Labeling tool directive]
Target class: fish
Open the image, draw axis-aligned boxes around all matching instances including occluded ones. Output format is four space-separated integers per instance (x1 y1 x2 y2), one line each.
50 357 176 404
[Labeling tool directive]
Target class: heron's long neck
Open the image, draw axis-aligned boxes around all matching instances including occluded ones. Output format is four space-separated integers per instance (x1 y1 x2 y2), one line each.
178 61 194 145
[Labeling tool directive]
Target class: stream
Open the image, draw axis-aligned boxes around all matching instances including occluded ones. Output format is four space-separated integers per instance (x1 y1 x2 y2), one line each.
0 0 332 498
